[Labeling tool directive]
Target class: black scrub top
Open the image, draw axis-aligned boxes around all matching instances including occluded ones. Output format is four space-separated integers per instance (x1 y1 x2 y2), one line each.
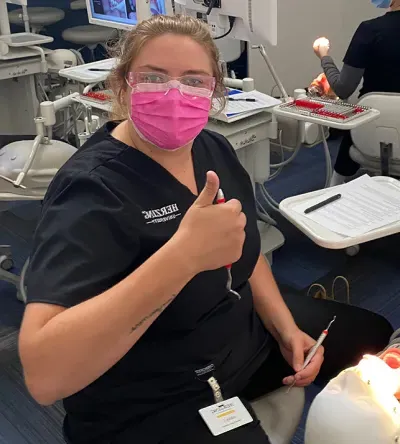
26 122 270 444
343 10 400 97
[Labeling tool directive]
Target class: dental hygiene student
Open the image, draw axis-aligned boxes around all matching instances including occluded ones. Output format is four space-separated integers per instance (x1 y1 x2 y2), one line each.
20 15 392 444
313 0 400 186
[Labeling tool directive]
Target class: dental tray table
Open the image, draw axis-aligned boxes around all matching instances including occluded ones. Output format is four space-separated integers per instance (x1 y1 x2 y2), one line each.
0 33 53 47
273 97 380 130
59 58 117 83
279 176 400 250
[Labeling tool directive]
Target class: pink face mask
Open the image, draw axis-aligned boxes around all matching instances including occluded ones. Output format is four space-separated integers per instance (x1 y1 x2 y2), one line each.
129 86 211 151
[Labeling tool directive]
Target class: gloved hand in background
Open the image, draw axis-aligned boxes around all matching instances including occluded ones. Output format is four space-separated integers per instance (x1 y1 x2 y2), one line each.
308 73 337 99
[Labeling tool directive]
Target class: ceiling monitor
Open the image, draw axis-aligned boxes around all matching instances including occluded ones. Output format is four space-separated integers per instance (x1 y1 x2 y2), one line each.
85 0 171 31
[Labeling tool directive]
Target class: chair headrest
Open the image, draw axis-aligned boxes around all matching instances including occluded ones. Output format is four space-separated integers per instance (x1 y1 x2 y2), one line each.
351 93 400 159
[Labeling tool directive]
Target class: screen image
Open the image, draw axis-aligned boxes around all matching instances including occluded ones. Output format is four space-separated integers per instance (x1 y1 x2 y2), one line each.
90 0 166 26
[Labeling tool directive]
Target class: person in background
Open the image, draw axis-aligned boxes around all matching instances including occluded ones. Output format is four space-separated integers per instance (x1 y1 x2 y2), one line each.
102 0 127 18
19 15 393 444
313 0 400 187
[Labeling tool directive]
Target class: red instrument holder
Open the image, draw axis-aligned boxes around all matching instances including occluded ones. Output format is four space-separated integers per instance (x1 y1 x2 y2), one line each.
294 99 324 110
82 91 112 102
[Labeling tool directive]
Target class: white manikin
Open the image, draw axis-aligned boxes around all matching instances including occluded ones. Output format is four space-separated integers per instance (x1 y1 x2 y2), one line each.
305 350 400 444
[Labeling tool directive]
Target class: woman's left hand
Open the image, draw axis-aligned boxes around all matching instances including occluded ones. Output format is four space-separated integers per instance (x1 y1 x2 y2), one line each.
313 37 330 59
279 328 324 387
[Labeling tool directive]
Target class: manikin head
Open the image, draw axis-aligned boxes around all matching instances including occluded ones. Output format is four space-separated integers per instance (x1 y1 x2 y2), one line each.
305 353 400 444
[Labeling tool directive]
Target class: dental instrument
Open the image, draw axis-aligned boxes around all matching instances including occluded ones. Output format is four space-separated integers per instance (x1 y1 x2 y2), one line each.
287 316 336 393
216 189 241 300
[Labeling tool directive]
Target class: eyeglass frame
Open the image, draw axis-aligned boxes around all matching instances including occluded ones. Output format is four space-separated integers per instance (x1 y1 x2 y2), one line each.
126 71 216 97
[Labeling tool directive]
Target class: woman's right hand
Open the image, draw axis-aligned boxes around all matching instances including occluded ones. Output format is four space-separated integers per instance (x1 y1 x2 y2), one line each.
174 171 247 274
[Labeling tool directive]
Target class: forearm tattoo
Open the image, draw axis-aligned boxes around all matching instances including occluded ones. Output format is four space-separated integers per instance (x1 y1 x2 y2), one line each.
131 296 175 333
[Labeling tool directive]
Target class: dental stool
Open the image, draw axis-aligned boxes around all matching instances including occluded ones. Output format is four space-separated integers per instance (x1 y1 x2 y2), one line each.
251 386 305 444
62 25 118 61
8 7 65 34
349 93 400 177
70 0 87 10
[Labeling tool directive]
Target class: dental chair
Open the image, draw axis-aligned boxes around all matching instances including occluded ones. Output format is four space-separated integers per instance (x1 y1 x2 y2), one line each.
349 93 400 177
62 25 118 62
70 0 86 10
62 0 118 62
0 95 80 301
0 134 76 301
8 6 65 34
252 386 305 444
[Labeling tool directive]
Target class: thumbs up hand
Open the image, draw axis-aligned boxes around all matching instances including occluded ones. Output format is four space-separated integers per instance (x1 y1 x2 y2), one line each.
174 171 247 274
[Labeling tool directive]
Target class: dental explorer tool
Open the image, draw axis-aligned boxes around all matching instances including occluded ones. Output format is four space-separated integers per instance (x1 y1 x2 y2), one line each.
286 316 336 393
216 189 241 300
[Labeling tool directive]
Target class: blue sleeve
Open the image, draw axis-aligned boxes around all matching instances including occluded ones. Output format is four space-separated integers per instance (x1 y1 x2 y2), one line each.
343 22 374 69
26 172 139 308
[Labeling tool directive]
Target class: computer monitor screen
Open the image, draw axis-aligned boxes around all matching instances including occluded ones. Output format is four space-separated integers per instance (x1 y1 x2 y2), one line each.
86 0 167 30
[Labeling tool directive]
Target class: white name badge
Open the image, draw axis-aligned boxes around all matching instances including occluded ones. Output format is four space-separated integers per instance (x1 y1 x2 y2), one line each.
199 396 253 436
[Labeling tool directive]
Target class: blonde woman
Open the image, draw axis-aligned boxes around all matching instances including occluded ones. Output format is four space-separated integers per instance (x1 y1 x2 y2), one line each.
20 15 392 444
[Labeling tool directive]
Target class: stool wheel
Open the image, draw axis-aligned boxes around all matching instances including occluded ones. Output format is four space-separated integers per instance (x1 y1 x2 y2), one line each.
0 255 14 271
346 245 360 257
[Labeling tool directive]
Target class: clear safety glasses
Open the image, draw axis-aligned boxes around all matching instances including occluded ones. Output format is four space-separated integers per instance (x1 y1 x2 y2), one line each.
126 72 216 98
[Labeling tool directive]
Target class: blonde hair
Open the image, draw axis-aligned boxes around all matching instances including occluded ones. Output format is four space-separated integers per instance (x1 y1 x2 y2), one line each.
108 14 226 120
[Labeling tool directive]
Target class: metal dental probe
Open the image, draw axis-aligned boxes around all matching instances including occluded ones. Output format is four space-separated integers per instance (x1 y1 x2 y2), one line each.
286 316 336 393
216 189 241 300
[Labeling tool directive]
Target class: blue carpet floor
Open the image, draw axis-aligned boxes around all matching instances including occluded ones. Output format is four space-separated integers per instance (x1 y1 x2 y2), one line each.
0 138 399 443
